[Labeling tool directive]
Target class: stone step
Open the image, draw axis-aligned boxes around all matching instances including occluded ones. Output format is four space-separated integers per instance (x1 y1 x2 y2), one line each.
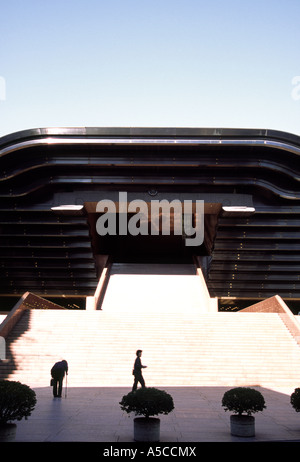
2 284 300 388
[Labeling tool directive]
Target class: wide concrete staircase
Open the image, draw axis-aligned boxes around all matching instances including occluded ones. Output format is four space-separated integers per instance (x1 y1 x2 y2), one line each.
1 263 300 389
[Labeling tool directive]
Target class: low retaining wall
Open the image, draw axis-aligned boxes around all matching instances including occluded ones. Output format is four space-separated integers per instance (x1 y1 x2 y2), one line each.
0 292 65 339
241 295 300 346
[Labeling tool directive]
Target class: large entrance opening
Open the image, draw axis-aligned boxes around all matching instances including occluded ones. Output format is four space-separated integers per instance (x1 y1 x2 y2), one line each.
85 201 221 312
101 260 208 313
86 201 221 265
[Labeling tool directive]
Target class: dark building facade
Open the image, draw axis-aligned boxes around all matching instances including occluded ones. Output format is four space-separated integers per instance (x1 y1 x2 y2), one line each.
0 127 299 310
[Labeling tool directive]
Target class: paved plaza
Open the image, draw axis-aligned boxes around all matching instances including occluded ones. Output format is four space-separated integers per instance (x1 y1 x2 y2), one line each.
10 384 300 444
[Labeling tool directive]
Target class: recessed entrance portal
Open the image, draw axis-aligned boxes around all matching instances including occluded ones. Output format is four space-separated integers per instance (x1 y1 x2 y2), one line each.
85 200 221 313
85 201 221 271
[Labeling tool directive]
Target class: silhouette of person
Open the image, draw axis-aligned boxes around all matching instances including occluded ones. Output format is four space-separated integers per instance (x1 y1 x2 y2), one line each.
132 350 147 392
51 360 68 398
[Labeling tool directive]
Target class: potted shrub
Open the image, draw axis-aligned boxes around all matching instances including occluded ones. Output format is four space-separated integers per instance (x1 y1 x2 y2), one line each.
222 387 266 437
120 387 174 441
290 388 300 412
0 380 37 441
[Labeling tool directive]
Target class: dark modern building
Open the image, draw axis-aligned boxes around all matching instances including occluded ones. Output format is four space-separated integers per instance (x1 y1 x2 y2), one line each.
0 127 299 311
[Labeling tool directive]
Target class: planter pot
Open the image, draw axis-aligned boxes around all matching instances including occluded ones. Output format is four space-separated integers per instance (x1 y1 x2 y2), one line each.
230 415 255 437
0 423 17 442
134 417 160 442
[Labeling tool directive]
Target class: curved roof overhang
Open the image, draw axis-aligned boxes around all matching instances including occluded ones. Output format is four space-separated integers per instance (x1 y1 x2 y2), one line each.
0 127 299 201
0 127 299 303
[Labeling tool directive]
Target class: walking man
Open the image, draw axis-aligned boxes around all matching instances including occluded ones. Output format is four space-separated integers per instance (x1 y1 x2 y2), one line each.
132 350 147 392
51 360 68 398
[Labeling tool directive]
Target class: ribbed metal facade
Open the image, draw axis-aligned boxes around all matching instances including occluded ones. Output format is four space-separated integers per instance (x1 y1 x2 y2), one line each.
0 127 299 305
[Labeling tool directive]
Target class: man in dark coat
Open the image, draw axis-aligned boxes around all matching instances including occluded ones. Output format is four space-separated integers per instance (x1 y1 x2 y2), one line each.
132 350 147 392
51 360 68 397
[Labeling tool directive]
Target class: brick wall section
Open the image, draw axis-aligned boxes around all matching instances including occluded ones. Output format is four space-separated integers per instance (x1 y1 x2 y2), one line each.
0 292 65 338
241 295 285 313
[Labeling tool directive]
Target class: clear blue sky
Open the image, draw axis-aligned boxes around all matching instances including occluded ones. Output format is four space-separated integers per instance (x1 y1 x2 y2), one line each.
1 0 300 137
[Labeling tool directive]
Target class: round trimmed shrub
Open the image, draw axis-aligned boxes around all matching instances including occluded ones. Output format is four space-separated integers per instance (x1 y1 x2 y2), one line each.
0 380 37 424
120 387 174 419
291 388 300 412
222 387 266 416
